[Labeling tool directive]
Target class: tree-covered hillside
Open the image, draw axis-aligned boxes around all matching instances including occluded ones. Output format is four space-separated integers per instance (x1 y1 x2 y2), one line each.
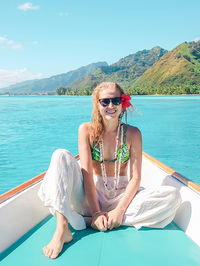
1 41 199 96
129 41 200 95
0 62 108 95
68 47 168 91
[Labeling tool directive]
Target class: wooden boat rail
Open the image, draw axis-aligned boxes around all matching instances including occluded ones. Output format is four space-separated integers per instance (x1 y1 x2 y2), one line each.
0 153 199 204
143 152 200 193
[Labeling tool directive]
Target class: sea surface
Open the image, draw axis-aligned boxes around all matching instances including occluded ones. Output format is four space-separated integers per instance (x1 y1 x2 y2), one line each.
0 95 199 194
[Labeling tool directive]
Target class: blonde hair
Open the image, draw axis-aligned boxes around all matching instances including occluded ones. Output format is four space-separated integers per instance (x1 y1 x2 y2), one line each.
91 82 126 144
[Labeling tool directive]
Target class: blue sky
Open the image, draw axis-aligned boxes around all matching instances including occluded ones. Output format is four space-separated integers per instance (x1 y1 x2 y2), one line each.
0 0 199 88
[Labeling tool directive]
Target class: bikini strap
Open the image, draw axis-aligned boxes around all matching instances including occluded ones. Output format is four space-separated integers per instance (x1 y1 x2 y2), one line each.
123 124 128 143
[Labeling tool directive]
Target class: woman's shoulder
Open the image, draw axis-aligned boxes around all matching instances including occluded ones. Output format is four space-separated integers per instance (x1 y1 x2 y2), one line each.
78 122 94 146
125 124 142 144
79 122 92 131
126 124 141 136
78 122 92 135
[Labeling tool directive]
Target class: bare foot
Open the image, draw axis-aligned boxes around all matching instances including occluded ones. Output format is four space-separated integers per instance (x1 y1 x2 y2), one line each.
43 227 73 259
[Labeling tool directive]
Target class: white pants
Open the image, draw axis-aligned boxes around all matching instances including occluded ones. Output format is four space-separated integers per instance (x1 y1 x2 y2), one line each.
38 149 181 230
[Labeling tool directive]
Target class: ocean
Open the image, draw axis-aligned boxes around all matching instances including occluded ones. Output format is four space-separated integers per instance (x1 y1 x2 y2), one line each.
0 95 199 194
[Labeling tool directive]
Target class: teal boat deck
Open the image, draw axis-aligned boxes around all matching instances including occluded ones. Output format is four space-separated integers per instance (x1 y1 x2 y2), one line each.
1 215 200 266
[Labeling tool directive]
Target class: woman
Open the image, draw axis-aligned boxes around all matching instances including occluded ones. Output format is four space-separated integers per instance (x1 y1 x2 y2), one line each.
38 82 181 259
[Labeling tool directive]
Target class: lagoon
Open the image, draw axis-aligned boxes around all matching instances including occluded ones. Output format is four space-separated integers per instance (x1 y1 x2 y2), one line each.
0 95 199 194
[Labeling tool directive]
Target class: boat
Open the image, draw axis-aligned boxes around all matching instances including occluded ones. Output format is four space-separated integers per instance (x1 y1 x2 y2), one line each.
0 152 200 266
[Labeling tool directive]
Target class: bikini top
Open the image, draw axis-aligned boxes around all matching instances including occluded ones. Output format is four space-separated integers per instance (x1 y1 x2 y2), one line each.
91 124 130 163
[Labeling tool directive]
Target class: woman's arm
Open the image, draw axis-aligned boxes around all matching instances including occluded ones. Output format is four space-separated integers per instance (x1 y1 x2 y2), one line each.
78 123 100 215
116 127 142 212
107 127 142 229
78 123 108 230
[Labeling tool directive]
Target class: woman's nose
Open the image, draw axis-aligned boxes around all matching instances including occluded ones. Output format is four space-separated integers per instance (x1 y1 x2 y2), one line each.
108 101 114 108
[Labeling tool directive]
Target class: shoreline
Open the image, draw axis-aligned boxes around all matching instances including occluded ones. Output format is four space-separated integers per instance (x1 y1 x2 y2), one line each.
0 93 200 97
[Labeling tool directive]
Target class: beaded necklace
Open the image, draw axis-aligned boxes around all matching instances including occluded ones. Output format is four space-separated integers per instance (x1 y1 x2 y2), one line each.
99 122 124 197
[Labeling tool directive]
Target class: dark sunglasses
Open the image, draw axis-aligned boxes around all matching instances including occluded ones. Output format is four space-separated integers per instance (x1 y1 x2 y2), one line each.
99 97 122 107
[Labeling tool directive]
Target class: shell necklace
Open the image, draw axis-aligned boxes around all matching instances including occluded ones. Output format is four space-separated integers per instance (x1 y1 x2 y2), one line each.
99 122 124 197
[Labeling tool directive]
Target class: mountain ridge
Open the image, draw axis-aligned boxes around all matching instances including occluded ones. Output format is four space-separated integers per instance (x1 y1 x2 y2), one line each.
1 41 199 95
0 62 108 95
68 46 168 90
130 41 200 94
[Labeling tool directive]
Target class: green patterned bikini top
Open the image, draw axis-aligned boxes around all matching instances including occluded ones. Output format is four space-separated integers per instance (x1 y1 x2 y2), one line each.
91 124 130 163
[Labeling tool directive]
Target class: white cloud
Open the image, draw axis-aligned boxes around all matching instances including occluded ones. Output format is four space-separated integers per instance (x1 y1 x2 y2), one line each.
0 68 43 89
12 44 23 49
18 2 39 11
59 12 68 17
0 37 7 44
193 37 200 42
0 36 23 49
7 40 14 45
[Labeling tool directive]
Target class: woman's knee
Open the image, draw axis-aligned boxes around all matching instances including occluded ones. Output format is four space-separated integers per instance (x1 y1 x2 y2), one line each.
51 149 73 162
49 149 77 172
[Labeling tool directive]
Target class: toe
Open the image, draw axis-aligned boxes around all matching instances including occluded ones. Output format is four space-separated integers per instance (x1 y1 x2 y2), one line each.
47 248 53 258
51 251 59 259
43 246 47 256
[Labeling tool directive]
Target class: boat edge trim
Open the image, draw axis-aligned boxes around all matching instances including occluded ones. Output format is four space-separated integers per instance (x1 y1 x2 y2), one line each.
142 151 200 194
0 153 199 204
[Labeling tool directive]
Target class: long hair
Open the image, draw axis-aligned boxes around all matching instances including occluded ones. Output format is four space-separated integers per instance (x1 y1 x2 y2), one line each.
91 82 126 144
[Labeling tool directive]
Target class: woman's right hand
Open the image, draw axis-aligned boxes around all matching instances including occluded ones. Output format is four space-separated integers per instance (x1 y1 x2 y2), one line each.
91 212 108 231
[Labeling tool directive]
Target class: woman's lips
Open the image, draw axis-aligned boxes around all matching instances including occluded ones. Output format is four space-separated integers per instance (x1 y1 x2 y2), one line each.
106 110 116 114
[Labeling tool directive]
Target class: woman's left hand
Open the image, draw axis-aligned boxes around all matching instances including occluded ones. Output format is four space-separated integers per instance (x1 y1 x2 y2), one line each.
107 208 124 230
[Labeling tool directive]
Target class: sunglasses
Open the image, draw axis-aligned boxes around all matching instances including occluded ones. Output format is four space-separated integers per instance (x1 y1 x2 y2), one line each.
99 97 122 107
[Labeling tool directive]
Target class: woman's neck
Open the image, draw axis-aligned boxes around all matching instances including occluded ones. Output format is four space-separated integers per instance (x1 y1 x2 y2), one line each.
103 119 119 133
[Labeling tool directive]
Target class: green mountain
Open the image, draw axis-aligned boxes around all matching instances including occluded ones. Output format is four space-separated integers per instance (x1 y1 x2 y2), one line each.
131 41 200 94
68 47 168 91
1 42 199 96
0 62 108 95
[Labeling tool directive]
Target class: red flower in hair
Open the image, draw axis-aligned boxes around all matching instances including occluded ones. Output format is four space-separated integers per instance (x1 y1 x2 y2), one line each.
121 94 131 110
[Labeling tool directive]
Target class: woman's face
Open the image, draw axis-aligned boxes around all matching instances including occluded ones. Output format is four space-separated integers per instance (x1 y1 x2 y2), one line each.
98 87 122 121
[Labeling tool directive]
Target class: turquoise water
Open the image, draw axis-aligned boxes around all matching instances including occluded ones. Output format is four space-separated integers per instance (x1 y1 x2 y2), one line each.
0 95 199 194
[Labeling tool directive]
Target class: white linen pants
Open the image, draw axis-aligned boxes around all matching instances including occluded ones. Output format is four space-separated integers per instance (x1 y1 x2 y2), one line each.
38 149 181 230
